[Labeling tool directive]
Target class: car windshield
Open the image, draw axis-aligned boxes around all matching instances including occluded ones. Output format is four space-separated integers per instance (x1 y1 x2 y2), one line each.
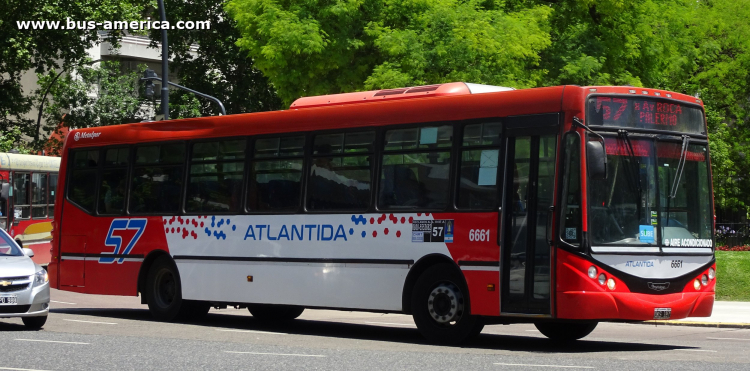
589 137 712 249
0 231 22 256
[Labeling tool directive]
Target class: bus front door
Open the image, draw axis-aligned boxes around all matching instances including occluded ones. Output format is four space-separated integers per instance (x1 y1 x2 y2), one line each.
501 117 558 315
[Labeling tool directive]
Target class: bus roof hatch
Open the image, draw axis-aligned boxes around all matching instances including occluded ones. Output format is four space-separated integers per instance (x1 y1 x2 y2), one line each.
290 82 514 109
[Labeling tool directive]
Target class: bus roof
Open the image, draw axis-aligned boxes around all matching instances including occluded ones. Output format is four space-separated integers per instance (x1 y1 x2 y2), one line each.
0 153 61 172
64 84 568 149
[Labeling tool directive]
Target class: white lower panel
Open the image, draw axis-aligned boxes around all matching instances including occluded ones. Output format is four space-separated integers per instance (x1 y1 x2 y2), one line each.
592 254 713 279
177 260 409 311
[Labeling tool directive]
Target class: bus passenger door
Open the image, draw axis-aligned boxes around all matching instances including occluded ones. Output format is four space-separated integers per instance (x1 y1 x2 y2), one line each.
501 115 558 315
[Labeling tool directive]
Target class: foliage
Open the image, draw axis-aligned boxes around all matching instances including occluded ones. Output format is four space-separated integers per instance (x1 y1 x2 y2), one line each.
715 251 750 301
148 0 282 118
1 0 146 149
227 0 552 105
39 61 151 155
0 126 32 154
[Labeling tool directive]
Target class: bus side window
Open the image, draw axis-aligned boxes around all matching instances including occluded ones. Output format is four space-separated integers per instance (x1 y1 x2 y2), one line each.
560 132 582 246
187 140 246 213
248 136 304 212
48 173 57 218
98 148 129 215
31 173 48 219
68 150 100 213
457 122 502 210
379 125 452 210
130 143 185 214
307 131 374 211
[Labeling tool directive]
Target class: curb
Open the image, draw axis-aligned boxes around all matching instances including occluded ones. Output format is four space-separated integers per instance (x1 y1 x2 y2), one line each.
642 320 750 329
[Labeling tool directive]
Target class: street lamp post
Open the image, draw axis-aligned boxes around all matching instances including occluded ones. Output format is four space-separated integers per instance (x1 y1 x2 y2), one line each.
157 0 169 120
142 69 226 116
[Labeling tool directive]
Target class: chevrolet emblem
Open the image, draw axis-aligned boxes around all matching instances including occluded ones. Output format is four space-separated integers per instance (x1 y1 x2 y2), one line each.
0 280 11 287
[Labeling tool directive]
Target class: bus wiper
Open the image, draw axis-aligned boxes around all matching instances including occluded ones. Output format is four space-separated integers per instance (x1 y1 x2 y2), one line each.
617 130 644 226
665 135 690 228
670 135 690 198
617 130 643 196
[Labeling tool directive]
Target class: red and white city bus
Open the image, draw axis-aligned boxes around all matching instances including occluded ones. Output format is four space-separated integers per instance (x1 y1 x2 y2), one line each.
1 152 60 265
49 83 715 343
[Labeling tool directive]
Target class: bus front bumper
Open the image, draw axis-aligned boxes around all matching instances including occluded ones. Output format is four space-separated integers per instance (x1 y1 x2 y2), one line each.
556 290 715 321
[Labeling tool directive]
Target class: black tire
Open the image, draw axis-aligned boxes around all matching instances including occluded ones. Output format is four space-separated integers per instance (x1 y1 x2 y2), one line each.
411 263 484 345
22 315 47 329
248 304 304 320
534 322 598 341
145 256 209 322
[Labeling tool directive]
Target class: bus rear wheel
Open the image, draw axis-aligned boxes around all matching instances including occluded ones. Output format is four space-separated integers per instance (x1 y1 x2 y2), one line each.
146 256 209 322
535 322 598 341
248 304 304 320
411 263 484 345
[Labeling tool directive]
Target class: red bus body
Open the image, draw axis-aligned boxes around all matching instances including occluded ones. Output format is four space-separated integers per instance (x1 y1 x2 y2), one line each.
49 83 714 330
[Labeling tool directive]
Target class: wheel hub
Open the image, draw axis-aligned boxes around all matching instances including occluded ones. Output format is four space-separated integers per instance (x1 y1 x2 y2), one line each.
427 282 464 324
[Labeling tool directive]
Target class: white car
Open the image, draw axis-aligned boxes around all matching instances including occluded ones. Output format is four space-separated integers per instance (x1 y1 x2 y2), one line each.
0 229 49 329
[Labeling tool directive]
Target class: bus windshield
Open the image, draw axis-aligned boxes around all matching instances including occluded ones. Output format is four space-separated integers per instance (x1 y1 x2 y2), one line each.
589 137 712 248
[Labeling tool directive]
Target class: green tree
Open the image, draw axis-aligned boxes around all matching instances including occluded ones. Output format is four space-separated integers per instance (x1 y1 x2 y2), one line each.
1 0 145 149
226 0 552 105
39 61 151 155
149 0 282 118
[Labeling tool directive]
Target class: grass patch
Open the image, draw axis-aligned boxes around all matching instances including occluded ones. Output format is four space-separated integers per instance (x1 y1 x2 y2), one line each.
715 251 750 301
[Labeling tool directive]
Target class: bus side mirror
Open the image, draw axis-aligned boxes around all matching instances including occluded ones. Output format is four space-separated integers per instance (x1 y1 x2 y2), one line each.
587 140 607 180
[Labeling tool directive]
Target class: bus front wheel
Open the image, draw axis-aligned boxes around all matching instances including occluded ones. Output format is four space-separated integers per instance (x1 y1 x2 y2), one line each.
535 322 598 341
411 263 484 344
146 256 210 322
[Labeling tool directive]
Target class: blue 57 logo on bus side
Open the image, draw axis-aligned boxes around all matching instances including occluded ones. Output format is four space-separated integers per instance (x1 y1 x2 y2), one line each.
100 218 147 264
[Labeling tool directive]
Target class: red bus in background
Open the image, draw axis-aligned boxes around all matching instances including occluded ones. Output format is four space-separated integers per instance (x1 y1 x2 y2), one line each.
0 153 61 265
49 83 715 344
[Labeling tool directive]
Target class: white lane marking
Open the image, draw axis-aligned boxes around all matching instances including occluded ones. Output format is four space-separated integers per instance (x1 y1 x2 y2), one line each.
494 363 594 369
364 321 416 327
224 351 325 358
63 319 116 325
674 349 718 353
15 339 89 345
0 367 52 371
216 329 286 335
707 337 750 341
50 300 76 305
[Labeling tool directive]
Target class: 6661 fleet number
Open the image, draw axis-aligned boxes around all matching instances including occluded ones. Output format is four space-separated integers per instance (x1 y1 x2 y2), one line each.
469 229 491 242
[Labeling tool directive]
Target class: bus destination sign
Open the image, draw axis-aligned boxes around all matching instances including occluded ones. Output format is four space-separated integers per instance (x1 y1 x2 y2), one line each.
587 96 705 134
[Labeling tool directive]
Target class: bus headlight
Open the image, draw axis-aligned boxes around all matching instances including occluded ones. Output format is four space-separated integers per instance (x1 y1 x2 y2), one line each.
708 267 716 280
32 269 49 287
701 274 709 286
606 278 616 290
588 266 597 279
693 279 702 290
598 274 606 285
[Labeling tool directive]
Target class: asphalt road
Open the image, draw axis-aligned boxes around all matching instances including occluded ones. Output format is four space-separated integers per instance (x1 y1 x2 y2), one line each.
1 289 749 370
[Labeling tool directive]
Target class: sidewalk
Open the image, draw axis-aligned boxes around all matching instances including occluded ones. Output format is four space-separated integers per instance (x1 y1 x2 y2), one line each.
647 301 750 328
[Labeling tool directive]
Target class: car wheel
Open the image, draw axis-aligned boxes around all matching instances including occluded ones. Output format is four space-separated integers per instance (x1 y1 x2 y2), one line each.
411 263 484 345
22 315 47 329
248 304 304 320
535 321 598 341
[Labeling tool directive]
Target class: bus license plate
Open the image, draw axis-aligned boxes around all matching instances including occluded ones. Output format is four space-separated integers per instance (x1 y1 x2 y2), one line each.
654 308 671 319
0 295 18 305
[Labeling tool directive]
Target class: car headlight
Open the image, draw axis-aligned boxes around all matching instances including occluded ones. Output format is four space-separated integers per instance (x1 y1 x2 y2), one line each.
32 269 48 287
